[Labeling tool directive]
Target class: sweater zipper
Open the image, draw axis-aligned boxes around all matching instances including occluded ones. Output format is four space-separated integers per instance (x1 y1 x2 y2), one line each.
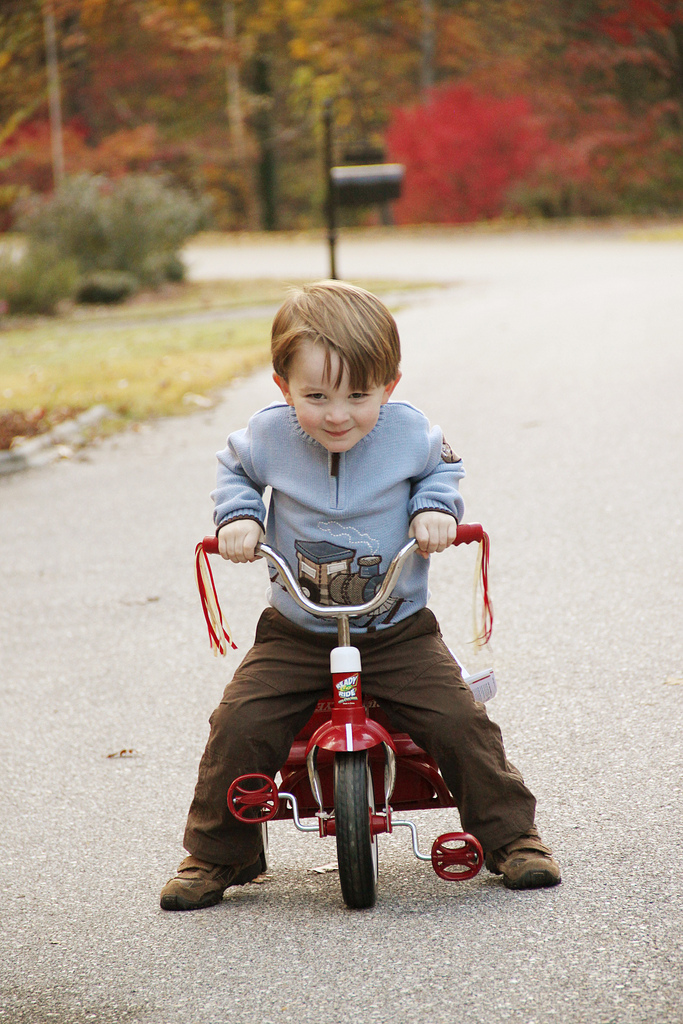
329 451 341 508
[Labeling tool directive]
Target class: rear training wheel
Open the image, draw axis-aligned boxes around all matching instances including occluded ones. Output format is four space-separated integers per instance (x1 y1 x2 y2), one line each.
334 751 378 909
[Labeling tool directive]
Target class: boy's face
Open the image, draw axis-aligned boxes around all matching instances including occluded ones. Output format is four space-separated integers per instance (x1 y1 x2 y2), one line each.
273 339 400 453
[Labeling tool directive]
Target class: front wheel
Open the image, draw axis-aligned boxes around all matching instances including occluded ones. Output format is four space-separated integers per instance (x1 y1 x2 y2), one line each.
334 750 378 909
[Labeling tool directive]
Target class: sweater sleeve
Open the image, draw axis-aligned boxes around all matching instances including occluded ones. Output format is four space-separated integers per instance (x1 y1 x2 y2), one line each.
407 425 465 523
211 421 267 530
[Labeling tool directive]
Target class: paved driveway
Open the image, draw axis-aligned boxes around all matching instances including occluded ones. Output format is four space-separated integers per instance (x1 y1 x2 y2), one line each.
1 227 682 1023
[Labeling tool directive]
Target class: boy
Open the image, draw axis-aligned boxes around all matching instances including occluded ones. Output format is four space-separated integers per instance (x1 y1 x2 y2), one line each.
161 281 560 911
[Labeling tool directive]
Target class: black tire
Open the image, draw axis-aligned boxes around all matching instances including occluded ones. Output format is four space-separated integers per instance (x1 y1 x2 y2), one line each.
334 750 378 909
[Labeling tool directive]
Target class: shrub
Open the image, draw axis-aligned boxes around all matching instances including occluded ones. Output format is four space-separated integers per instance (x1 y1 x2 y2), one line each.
100 175 205 283
0 242 78 314
159 253 186 283
19 174 107 273
76 270 139 304
385 85 552 224
139 252 186 288
18 173 207 293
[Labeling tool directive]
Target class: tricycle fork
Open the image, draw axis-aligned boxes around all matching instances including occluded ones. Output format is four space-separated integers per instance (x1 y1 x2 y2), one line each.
304 613 396 821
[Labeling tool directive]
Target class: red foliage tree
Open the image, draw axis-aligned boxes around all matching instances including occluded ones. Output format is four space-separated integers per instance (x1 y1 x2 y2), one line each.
385 84 553 224
593 0 677 47
541 0 683 214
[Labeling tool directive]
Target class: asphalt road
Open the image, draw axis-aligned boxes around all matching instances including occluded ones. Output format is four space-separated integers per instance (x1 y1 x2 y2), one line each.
1 226 682 1024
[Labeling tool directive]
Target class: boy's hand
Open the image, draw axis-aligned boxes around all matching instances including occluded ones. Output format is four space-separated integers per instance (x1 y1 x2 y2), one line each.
217 519 265 563
409 511 457 559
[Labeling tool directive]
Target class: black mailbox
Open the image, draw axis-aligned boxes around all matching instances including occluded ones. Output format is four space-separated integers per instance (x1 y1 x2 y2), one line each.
330 163 405 208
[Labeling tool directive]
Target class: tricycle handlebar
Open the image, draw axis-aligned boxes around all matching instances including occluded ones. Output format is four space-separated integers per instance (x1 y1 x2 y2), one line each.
201 522 483 557
201 523 486 622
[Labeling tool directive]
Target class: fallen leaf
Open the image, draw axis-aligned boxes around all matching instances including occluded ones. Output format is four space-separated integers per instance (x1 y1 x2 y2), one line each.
664 677 683 685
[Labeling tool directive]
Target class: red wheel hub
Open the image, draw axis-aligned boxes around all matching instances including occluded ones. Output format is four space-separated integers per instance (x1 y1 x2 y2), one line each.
431 832 483 881
227 773 279 823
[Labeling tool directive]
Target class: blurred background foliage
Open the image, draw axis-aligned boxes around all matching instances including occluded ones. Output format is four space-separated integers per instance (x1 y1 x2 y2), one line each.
1 0 682 235
1 173 207 312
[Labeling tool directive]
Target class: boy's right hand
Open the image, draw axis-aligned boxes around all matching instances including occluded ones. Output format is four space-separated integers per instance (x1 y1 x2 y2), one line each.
217 520 265 563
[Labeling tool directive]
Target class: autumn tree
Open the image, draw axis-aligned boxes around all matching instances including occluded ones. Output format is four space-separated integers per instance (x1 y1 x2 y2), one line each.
1 1 499 228
525 0 683 214
1 0 682 229
0 0 234 226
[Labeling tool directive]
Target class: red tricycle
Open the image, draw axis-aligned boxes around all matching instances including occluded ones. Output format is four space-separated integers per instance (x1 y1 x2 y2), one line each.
196 525 495 909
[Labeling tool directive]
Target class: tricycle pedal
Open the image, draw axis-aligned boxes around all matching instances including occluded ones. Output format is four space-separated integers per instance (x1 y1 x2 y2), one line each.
227 773 280 823
431 832 483 880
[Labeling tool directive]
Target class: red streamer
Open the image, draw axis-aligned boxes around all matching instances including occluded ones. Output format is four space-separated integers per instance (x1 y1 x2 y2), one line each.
195 542 237 656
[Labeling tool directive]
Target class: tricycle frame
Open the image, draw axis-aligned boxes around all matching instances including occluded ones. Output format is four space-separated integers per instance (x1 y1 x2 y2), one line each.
204 528 490 908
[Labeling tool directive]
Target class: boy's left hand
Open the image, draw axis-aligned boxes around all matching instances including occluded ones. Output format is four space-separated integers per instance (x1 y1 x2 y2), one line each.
409 511 457 559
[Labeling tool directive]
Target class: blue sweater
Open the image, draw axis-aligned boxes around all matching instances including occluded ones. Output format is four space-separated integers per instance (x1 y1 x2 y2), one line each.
212 401 465 633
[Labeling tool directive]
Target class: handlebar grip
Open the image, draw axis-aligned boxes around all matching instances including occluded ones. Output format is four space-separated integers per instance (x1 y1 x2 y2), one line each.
202 535 219 554
453 523 484 546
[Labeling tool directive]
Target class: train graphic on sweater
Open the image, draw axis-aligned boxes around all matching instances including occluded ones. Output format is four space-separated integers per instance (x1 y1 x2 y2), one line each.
271 539 405 628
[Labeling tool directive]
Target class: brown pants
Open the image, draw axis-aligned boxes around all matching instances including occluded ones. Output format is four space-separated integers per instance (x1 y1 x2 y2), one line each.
184 607 536 865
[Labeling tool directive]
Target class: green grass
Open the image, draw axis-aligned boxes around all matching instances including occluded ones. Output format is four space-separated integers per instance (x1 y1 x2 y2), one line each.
0 314 272 420
628 225 683 242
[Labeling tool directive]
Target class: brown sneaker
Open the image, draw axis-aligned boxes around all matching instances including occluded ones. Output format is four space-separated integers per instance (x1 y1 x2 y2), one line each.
485 825 561 890
160 854 263 911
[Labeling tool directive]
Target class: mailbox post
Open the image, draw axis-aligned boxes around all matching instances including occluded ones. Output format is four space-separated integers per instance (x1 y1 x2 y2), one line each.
323 101 405 279
323 99 338 280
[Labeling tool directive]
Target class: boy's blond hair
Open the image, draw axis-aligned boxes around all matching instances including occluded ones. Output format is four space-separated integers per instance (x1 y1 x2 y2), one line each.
271 280 400 389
